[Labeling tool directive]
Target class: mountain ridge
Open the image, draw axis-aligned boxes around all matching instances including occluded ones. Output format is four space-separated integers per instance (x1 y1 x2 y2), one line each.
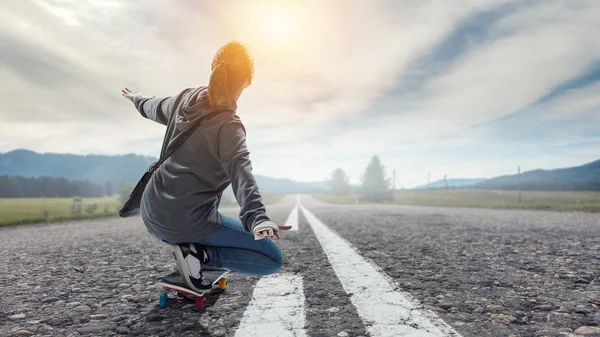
411 178 488 190
0 149 328 194
472 158 600 191
2 149 599 192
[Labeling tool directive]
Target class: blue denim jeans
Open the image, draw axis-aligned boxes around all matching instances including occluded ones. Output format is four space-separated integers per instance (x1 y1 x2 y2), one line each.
152 195 283 276
197 213 284 275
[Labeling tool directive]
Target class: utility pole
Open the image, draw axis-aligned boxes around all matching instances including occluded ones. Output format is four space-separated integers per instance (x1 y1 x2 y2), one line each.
392 170 396 191
518 165 522 204
427 172 431 190
444 174 448 189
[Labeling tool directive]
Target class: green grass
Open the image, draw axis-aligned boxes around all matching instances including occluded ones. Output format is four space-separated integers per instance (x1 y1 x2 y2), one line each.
0 196 121 227
0 193 287 228
315 189 600 212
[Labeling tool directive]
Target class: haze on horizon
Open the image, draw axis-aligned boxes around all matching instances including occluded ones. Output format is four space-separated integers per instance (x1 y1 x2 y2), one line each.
1 0 599 188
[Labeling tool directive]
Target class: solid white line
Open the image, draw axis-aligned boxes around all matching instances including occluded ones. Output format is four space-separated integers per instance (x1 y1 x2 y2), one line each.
299 203 463 337
285 202 299 231
234 274 307 337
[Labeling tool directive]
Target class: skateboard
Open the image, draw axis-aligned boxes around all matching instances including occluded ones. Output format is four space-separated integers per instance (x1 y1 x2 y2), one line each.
156 268 229 310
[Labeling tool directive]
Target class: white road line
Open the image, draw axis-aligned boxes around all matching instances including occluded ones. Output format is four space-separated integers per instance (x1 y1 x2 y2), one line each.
235 274 307 337
285 196 299 231
299 203 463 337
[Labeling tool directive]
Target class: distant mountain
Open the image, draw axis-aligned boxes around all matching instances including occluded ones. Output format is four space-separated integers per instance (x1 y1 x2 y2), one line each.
254 176 327 194
473 159 600 191
411 178 488 190
0 149 327 195
0 149 155 185
408 159 600 191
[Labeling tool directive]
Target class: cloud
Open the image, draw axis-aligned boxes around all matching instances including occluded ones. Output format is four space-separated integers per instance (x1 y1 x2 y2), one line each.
0 0 599 188
465 80 600 142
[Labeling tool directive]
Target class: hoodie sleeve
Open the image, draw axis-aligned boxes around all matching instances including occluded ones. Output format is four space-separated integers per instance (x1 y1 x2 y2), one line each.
218 121 270 232
131 95 178 126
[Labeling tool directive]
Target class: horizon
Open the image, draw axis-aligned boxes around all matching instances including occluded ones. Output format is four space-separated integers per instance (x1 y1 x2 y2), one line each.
1 1 599 188
1 148 598 188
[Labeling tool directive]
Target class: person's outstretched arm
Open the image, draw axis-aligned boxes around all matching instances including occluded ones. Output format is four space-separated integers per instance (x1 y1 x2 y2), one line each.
218 121 291 239
122 87 177 125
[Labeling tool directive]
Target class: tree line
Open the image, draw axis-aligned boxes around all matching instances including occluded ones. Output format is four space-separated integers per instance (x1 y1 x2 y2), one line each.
328 155 394 202
328 156 600 201
0 175 112 198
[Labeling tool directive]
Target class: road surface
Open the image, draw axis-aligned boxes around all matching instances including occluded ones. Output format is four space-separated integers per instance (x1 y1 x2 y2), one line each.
1 195 599 337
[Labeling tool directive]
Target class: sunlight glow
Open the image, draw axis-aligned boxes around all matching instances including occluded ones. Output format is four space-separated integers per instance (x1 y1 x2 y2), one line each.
260 5 294 44
222 0 331 74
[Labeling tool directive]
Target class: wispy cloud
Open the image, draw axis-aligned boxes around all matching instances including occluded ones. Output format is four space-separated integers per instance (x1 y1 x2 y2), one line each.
0 0 598 187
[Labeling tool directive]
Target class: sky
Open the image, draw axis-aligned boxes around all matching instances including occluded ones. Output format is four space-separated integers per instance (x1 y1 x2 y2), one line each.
1 0 599 188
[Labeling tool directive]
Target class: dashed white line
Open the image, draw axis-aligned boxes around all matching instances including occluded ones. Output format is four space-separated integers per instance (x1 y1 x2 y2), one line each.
299 203 463 337
285 196 299 231
235 273 307 337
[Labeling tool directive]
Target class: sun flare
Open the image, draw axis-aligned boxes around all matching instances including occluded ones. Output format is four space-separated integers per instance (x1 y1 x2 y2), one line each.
259 5 295 44
225 1 329 72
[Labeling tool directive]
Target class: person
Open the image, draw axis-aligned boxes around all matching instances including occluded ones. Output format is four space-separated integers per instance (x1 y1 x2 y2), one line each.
121 41 291 292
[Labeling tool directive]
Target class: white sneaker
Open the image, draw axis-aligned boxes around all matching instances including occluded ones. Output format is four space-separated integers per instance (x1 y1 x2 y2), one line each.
172 243 212 292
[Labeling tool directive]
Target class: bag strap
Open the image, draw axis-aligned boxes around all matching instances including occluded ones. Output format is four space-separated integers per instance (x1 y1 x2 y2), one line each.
159 109 232 165
152 105 233 170
156 88 192 160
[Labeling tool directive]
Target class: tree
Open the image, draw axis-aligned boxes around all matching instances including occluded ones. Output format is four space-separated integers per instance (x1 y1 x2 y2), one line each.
328 168 350 195
105 182 114 196
360 155 393 202
0 175 105 198
119 182 135 205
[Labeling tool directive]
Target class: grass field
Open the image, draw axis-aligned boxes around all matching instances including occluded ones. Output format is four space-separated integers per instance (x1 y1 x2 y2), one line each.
0 194 286 228
315 189 600 212
0 196 121 227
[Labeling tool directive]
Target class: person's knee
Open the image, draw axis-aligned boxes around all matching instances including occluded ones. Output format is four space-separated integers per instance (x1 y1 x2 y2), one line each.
260 251 284 276
272 252 284 272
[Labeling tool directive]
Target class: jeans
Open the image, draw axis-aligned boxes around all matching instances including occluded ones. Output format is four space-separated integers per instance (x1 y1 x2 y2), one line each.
152 195 284 276
197 214 284 275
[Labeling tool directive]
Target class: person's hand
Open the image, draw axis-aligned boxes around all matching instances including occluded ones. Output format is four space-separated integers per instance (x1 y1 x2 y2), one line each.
253 221 292 240
121 87 154 103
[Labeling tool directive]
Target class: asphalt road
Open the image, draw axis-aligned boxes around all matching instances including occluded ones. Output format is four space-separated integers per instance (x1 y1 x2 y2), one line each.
1 195 599 337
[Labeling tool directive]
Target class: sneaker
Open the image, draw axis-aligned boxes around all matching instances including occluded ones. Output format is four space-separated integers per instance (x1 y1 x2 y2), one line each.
172 243 212 292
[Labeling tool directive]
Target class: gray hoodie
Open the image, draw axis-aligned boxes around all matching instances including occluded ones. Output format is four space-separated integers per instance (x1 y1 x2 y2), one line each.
133 86 270 243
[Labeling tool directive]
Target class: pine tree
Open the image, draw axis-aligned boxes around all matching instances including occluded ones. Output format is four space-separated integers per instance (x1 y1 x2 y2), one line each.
360 156 393 202
329 168 350 195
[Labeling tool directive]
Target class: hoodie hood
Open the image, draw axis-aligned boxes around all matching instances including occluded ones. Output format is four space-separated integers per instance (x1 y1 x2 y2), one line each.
177 86 237 132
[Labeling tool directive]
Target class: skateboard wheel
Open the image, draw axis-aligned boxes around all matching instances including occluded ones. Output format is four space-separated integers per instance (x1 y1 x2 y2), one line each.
158 293 168 308
195 296 205 310
218 278 227 291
